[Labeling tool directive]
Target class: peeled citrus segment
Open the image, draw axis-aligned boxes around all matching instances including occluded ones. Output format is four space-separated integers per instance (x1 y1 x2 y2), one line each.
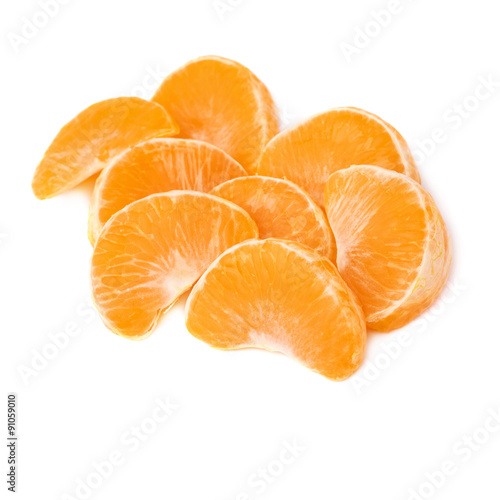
91 191 258 339
211 176 336 261
185 239 366 381
258 107 420 208
32 97 179 199
324 165 452 332
88 138 248 245
151 56 279 174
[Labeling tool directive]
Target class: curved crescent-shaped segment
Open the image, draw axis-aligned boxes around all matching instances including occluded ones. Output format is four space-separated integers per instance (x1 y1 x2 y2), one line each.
152 55 279 174
211 176 336 262
32 97 179 199
186 239 366 381
88 138 248 245
324 165 452 331
91 191 258 339
258 107 419 208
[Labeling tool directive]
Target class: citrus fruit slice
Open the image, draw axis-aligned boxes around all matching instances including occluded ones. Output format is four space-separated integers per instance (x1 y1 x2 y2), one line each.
257 107 420 207
32 97 179 199
91 191 258 339
324 165 452 332
185 239 366 381
211 176 336 261
88 138 248 245
152 56 279 174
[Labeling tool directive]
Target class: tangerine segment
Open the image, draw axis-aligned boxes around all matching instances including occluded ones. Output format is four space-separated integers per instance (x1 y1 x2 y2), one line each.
152 56 279 174
324 165 452 332
88 138 248 245
257 107 420 208
91 191 258 339
211 176 336 262
185 239 366 381
32 97 179 199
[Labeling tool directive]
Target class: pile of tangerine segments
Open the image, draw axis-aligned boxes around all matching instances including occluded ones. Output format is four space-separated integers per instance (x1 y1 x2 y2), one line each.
32 56 451 381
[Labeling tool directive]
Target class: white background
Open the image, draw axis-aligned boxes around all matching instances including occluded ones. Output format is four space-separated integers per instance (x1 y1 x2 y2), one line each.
1 0 500 499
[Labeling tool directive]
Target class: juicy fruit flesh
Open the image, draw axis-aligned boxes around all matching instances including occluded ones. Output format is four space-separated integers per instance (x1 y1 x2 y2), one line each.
324 165 451 331
185 239 366 380
257 107 419 207
32 97 179 199
91 191 258 339
88 138 248 245
211 176 336 261
31 54 454 380
152 55 279 174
